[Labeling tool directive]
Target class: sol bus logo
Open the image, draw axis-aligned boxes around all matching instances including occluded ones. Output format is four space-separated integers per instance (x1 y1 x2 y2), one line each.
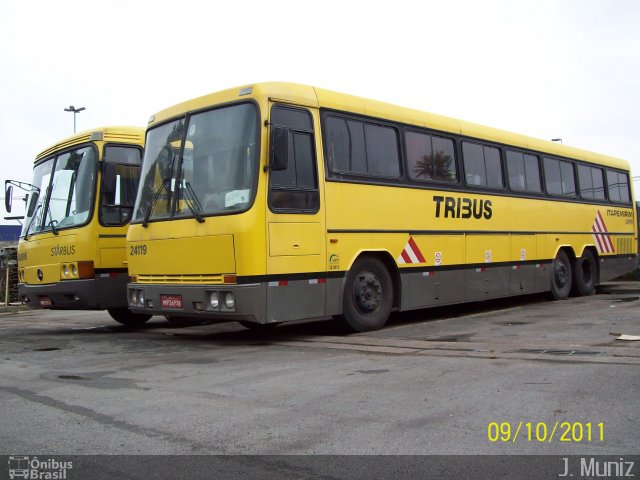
8 456 73 479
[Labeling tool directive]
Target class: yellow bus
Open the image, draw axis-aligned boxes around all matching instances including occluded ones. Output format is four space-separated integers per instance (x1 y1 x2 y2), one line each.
126 83 637 332
5 126 151 325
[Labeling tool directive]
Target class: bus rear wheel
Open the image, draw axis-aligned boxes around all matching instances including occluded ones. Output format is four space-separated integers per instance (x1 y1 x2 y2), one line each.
108 308 152 326
343 257 393 332
549 249 572 300
572 249 597 296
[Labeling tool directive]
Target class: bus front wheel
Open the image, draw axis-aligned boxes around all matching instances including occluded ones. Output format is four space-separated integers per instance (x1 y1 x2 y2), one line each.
108 308 152 326
572 249 597 296
343 257 393 332
238 321 280 331
549 250 572 300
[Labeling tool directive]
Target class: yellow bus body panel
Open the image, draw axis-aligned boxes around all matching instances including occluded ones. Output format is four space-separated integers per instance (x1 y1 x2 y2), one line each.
131 235 235 275
128 207 266 279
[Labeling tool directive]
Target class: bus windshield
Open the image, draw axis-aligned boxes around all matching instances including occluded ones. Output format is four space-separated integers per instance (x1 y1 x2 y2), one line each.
22 146 97 237
133 103 258 223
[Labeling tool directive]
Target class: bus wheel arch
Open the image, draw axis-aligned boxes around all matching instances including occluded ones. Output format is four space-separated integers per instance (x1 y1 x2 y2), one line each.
548 248 574 300
341 252 398 332
571 247 598 296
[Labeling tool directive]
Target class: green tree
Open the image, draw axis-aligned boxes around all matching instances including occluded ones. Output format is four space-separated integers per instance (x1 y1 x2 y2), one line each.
413 150 455 182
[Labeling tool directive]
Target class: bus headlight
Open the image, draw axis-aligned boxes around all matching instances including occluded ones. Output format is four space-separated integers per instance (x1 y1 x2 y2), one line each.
130 289 139 305
70 264 78 277
138 290 145 305
209 292 219 309
62 264 69 277
224 292 235 309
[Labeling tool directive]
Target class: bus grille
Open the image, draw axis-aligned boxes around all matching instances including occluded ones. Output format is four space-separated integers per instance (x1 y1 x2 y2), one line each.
136 274 226 284
616 237 634 254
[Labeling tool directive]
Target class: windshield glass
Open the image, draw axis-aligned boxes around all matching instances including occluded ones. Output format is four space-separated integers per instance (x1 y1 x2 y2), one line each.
133 120 185 222
133 103 258 223
22 146 97 236
21 159 53 237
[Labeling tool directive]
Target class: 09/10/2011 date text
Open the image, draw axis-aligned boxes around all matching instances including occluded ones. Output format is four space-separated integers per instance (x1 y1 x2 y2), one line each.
487 421 604 443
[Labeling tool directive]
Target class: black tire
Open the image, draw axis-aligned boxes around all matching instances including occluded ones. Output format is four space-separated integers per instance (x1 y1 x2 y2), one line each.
238 321 279 331
107 308 152 326
343 257 393 332
549 249 572 300
165 316 197 326
572 249 597 296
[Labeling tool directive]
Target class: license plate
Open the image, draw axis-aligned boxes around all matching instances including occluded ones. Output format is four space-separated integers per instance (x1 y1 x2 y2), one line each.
160 294 182 309
40 296 52 307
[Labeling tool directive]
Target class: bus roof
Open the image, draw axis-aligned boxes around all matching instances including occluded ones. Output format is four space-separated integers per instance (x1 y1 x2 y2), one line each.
35 126 145 162
148 82 629 171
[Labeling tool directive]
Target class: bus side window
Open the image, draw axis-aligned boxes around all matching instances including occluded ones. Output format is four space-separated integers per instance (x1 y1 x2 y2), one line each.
100 146 142 225
462 141 503 189
606 169 631 203
268 106 319 213
406 131 457 183
578 164 605 200
544 157 576 197
507 150 541 193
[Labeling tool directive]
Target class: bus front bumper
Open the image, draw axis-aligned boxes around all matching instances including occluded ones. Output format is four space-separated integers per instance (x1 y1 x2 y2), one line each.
18 273 129 310
127 283 265 323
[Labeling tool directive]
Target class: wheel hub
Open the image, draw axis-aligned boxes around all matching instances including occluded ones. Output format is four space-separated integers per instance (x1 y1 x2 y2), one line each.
355 272 381 313
555 261 569 287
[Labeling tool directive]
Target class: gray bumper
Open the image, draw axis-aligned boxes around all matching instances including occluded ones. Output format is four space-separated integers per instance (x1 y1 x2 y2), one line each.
127 283 266 323
19 273 129 310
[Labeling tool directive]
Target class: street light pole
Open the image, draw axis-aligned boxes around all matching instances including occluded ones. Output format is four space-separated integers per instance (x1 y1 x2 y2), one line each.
64 105 86 133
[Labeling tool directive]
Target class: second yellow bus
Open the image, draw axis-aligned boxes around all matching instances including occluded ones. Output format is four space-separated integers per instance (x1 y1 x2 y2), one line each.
7 126 150 325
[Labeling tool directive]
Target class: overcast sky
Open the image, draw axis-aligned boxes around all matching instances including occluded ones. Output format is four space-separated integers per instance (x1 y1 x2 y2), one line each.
2 0 639 223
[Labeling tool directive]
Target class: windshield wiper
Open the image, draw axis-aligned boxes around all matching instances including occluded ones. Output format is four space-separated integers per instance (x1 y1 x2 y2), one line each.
23 204 42 240
142 178 171 228
47 218 59 235
43 191 59 235
142 147 179 227
180 181 205 223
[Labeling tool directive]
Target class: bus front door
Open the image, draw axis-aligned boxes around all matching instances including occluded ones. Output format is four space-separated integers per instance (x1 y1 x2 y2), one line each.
265 103 326 323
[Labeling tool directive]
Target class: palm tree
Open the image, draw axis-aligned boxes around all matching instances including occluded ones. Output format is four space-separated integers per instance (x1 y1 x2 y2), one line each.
413 150 455 181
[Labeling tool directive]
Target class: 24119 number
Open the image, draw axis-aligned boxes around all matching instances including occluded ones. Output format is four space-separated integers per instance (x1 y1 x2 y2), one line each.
130 244 147 256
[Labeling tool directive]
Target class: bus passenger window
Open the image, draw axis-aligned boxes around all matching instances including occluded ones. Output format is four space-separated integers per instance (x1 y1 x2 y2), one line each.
606 170 631 203
364 124 400 177
324 117 349 172
507 151 541 193
544 157 576 196
578 164 605 200
406 131 456 182
324 115 400 179
462 142 503 188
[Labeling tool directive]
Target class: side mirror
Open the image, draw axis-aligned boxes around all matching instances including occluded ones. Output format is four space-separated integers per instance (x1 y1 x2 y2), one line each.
4 185 12 213
270 127 289 171
26 191 39 217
